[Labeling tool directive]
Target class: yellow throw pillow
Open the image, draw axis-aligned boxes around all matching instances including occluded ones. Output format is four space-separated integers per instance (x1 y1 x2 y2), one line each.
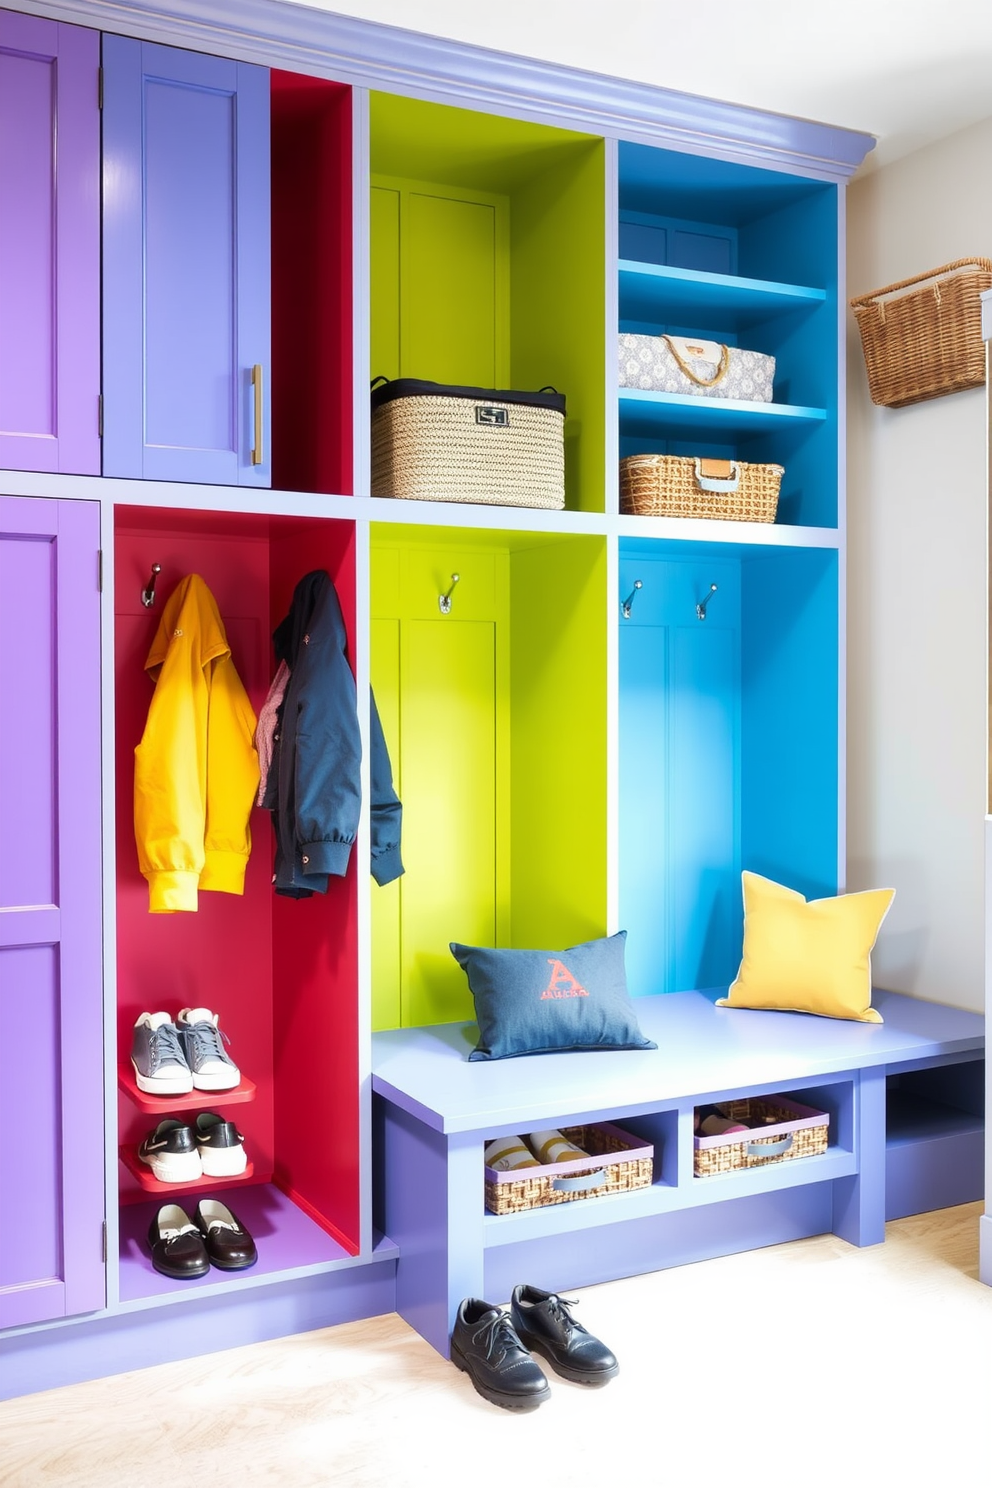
716 871 895 1024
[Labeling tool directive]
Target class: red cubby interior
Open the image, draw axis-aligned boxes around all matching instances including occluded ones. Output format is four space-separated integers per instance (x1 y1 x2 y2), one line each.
115 508 360 1253
271 70 353 496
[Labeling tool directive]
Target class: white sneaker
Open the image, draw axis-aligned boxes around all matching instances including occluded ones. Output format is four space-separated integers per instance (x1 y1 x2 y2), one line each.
131 1012 194 1095
175 1008 241 1091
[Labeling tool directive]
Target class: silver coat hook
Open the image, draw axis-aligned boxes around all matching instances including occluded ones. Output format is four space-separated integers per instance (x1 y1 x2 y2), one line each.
621 580 642 619
696 583 718 621
141 563 162 608
439 573 460 615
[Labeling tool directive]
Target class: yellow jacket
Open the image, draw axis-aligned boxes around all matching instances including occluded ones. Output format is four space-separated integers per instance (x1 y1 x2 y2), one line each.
134 574 260 913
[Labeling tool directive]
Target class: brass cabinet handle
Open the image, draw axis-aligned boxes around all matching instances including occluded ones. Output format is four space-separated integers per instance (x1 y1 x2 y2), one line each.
251 363 263 466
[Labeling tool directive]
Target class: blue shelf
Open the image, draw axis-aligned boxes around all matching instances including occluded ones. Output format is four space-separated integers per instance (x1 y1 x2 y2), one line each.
619 388 828 438
619 260 826 330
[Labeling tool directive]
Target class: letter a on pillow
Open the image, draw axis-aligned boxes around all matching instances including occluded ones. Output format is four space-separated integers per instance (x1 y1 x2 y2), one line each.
717 871 895 1024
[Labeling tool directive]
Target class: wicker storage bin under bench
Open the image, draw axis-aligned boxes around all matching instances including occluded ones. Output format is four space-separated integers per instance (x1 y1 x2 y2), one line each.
370 377 566 509
620 454 783 523
694 1096 829 1177
484 1122 653 1215
850 258 992 408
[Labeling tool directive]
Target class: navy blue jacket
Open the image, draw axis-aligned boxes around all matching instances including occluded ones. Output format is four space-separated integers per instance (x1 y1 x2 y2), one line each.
265 570 403 896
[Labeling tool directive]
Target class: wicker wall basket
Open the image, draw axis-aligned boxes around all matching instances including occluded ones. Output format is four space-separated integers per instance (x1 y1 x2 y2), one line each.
693 1096 829 1178
484 1122 653 1215
370 378 566 509
850 258 992 408
620 454 783 523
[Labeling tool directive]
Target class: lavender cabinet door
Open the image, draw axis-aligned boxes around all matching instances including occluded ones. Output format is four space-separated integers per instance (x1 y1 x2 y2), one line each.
0 14 101 475
0 495 104 1328
102 37 271 485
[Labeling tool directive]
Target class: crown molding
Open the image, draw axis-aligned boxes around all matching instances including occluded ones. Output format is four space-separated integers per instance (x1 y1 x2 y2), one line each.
14 0 874 177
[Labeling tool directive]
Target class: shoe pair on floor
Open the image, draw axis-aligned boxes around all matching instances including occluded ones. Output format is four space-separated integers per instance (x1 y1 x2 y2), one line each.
132 1008 239 1095
148 1199 257 1278
138 1113 247 1183
451 1285 618 1411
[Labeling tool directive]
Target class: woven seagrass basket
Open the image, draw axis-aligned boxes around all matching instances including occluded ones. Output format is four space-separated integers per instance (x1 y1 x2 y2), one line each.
850 258 992 408
693 1096 828 1178
620 454 783 523
484 1122 653 1215
371 378 566 509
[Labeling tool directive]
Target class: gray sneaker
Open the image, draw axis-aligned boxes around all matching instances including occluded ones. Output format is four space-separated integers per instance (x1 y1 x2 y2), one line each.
176 1007 241 1091
131 1012 194 1095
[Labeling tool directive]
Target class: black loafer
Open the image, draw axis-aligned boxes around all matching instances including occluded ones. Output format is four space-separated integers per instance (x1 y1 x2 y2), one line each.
450 1298 551 1411
510 1284 619 1385
193 1199 257 1270
147 1203 210 1279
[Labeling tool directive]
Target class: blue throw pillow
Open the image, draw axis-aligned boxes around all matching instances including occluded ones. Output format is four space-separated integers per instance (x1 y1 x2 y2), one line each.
449 931 657 1062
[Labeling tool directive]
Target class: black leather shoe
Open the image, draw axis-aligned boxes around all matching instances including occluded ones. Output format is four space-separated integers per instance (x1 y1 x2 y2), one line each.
510 1284 619 1385
450 1298 551 1410
147 1203 210 1279
193 1198 257 1270
194 1112 248 1177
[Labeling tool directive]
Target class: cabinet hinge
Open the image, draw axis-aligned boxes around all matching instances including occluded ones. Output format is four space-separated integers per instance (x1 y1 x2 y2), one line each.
101 1221 107 1262
97 549 103 592
98 393 103 439
98 67 104 110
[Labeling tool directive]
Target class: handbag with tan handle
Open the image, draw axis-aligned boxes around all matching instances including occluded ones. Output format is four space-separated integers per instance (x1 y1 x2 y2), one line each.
618 332 775 402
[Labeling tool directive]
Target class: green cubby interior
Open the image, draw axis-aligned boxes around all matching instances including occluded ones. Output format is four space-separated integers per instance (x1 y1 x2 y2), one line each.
369 93 606 512
370 525 608 1030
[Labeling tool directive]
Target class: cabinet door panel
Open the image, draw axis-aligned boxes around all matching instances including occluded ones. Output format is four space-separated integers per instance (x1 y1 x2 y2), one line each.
0 497 104 1328
405 192 499 387
0 14 100 474
401 620 497 1027
619 559 741 996
102 36 270 485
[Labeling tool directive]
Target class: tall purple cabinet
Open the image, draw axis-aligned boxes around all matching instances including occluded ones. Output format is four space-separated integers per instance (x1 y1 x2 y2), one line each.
0 495 105 1328
0 13 101 475
101 37 271 486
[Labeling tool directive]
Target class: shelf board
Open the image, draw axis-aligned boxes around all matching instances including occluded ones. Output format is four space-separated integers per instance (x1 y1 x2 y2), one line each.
617 515 840 551
619 259 826 329
118 1145 257 1198
118 1065 257 1111
619 388 828 437
118 1182 365 1305
885 1091 984 1148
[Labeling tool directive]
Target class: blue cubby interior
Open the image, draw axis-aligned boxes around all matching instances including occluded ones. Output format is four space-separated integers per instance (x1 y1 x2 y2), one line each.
618 539 838 999
618 143 839 530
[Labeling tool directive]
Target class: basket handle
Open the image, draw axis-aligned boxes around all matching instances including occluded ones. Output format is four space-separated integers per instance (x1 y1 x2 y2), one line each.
745 1133 793 1158
552 1168 608 1193
849 258 992 309
694 458 740 493
662 335 730 389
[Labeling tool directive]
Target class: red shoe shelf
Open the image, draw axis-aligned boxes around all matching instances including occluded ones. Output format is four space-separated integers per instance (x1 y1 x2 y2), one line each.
118 1144 259 1197
118 1065 257 1111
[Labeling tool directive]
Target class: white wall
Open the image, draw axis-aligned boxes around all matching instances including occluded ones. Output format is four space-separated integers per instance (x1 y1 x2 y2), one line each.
847 117 992 1011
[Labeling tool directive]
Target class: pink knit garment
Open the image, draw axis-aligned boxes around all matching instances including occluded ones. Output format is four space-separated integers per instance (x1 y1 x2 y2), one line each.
254 660 290 806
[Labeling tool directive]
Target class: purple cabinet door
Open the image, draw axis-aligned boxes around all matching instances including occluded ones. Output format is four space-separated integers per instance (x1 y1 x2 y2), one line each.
0 14 101 475
0 495 104 1328
102 36 271 486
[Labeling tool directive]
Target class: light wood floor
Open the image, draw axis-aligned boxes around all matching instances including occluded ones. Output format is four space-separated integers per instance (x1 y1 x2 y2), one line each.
3 1203 990 1488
